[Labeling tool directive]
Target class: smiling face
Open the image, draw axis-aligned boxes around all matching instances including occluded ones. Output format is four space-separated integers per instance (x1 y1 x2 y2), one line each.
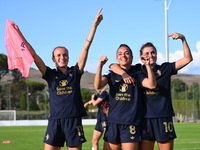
142 46 157 67
140 42 157 67
116 45 133 69
52 47 69 68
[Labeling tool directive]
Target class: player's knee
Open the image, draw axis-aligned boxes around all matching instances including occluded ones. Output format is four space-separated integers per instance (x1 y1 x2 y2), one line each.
92 138 99 145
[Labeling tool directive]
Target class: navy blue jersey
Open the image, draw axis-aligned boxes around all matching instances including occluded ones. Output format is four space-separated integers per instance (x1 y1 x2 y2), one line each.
103 67 146 125
96 91 109 123
141 62 177 118
43 63 87 119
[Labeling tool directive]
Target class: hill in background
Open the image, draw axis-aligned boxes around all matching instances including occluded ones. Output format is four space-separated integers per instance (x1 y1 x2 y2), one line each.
1 68 96 91
1 68 200 91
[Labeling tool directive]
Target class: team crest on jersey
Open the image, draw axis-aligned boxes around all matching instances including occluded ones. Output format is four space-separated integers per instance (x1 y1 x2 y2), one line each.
157 70 161 76
59 80 68 87
119 83 128 92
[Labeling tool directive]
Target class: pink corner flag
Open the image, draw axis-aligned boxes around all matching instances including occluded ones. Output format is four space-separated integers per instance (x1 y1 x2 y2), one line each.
5 20 34 78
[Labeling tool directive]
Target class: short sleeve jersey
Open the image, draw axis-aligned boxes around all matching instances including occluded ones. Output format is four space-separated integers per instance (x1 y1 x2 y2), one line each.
42 63 87 119
103 67 146 125
141 62 177 118
96 90 109 123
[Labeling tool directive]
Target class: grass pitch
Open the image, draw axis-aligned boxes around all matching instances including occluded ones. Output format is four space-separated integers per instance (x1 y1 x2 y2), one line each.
0 123 199 150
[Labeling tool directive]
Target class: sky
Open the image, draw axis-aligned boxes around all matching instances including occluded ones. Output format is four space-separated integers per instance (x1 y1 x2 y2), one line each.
1 0 200 75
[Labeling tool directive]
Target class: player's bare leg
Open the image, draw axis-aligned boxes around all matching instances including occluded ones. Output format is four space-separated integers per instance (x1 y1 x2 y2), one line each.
103 141 121 150
44 143 61 150
92 130 103 150
122 142 139 150
157 140 174 150
140 139 155 150
68 144 82 150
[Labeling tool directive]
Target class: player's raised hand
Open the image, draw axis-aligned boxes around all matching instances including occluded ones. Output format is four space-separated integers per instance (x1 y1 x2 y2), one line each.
99 56 108 66
168 32 185 40
94 8 103 27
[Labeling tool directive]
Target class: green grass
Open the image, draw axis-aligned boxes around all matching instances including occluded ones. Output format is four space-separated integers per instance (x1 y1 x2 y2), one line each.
0 123 199 150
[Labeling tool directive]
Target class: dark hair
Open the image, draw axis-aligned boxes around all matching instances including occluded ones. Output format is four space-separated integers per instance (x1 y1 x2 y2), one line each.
52 46 68 58
140 42 157 56
117 44 133 57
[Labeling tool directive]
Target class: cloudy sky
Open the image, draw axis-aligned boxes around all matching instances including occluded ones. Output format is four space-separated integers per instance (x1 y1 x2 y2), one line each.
1 0 200 75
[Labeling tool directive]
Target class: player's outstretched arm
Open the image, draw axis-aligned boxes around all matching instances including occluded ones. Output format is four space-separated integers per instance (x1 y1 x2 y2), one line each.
168 32 193 71
13 24 46 75
78 8 103 72
94 56 108 90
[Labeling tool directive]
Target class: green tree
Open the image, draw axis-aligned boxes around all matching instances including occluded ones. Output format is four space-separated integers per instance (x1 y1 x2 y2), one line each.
171 78 188 100
0 53 8 81
188 83 199 100
171 78 187 93
188 83 200 119
0 54 9 109
12 69 24 83
25 80 46 110
25 80 46 93
81 88 92 104
10 81 26 109
20 92 26 110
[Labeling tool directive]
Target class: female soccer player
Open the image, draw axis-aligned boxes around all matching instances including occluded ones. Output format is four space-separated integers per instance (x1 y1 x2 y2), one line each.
13 8 103 150
84 88 109 150
94 44 157 150
109 33 193 150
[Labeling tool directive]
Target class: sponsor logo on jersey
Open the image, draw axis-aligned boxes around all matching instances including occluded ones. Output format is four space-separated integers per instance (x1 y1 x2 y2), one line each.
119 83 128 92
59 80 68 87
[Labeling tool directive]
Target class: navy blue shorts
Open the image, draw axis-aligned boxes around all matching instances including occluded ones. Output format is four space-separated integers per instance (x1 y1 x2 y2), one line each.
103 122 141 144
43 117 86 147
141 117 177 142
95 121 107 133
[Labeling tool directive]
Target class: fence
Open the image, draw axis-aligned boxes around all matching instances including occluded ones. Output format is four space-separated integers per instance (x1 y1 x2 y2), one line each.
171 84 200 122
0 84 200 122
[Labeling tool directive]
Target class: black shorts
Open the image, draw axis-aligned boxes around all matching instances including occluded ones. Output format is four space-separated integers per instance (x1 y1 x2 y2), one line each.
43 117 86 147
104 122 141 144
141 117 177 142
95 121 107 133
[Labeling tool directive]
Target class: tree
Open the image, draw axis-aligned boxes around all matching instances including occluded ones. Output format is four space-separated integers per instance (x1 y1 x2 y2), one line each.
10 80 26 109
0 54 9 81
81 88 92 104
25 80 46 110
12 69 24 83
0 54 9 109
171 78 187 93
188 83 199 100
20 92 26 110
187 83 200 119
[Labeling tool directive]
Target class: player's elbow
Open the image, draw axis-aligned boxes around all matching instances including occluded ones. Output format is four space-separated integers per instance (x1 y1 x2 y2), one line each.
189 56 193 63
147 81 157 89
184 57 193 66
148 83 157 89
